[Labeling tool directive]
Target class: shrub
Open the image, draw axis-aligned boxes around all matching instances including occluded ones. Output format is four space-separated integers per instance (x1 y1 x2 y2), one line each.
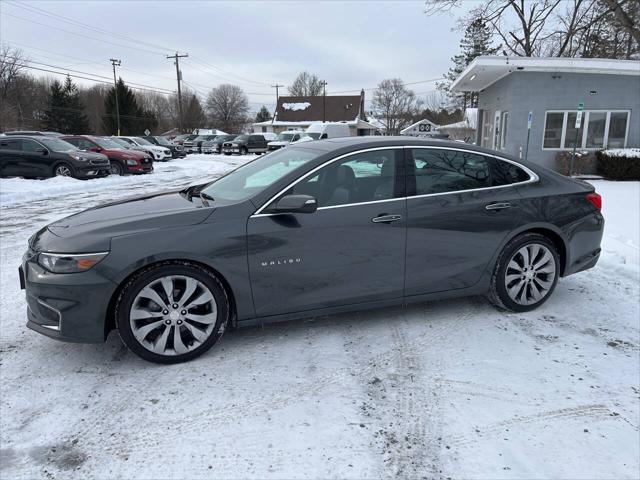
596 149 640 180
555 151 597 176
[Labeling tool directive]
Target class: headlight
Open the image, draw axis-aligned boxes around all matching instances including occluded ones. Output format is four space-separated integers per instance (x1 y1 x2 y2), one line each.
126 159 138 165
38 252 108 274
68 153 89 161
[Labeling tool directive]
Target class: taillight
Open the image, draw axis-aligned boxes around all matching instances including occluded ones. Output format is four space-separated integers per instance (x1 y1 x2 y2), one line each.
586 192 602 211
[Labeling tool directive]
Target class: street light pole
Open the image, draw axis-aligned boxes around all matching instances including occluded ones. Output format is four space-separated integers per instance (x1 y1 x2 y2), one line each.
109 58 121 136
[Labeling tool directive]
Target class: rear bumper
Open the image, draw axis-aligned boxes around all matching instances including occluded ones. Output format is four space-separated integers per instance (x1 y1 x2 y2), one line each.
125 163 154 174
21 259 116 343
564 211 604 276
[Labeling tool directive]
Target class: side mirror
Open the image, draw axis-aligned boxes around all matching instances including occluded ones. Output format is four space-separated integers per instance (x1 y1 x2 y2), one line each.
89 146 102 153
271 194 317 214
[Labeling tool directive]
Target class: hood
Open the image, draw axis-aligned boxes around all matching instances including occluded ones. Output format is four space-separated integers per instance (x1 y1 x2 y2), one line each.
33 191 213 252
71 151 109 163
105 148 149 159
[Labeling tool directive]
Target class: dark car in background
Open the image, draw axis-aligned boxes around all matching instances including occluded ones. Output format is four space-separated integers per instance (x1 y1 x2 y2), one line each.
222 134 269 155
172 134 198 147
0 135 110 179
184 135 219 154
142 136 186 159
62 135 153 175
206 134 236 154
20 137 603 364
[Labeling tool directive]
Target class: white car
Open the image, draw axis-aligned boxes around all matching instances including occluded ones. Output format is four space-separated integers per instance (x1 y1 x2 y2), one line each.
267 130 304 152
115 136 172 162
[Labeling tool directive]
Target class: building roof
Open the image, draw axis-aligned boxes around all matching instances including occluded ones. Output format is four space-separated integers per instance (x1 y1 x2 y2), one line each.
273 95 362 122
451 56 640 92
252 119 380 130
400 119 439 135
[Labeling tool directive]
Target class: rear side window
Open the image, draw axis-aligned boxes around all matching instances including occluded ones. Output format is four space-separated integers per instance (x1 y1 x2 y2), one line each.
0 139 23 150
409 148 530 196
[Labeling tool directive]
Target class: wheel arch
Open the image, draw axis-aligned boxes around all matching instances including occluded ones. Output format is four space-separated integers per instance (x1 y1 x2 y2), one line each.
104 258 238 340
502 224 569 276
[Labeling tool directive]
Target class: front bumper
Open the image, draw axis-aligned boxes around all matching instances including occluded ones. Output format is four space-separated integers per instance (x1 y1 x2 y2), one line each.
21 256 117 343
78 164 110 178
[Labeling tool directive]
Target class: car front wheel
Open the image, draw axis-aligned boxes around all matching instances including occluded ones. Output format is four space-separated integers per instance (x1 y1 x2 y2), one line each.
488 233 559 312
110 161 124 176
54 163 75 178
115 262 229 364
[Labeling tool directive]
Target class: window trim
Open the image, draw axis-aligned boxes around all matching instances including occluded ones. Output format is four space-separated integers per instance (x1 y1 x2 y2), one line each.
542 109 630 151
251 146 538 217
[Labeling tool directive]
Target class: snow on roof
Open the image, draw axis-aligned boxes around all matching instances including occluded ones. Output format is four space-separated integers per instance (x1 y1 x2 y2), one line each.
437 108 478 131
282 102 311 111
452 56 640 92
400 119 438 134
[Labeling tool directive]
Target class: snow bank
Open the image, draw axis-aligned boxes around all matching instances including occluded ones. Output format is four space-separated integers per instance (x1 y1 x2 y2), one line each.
602 148 640 158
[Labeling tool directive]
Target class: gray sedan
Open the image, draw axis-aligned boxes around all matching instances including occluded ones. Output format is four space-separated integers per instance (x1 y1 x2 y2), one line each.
21 137 604 363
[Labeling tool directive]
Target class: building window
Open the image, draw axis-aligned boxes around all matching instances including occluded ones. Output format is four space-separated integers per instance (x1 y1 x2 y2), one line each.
543 112 564 148
542 110 629 150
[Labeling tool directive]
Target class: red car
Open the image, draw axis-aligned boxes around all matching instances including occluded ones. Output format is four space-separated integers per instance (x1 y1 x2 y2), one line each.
61 135 153 175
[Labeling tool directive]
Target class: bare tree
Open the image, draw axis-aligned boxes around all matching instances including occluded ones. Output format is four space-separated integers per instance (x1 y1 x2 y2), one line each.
0 46 29 130
600 0 640 44
287 71 324 96
372 79 422 135
206 84 249 133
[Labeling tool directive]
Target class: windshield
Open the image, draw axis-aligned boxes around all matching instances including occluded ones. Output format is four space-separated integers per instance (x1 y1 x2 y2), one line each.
154 136 171 146
111 138 131 148
233 135 248 142
94 137 123 149
134 137 153 145
217 135 235 142
200 148 319 203
303 132 321 140
275 133 295 142
39 137 77 152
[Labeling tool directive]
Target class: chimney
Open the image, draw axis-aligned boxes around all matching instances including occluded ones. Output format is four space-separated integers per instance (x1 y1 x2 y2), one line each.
359 89 367 121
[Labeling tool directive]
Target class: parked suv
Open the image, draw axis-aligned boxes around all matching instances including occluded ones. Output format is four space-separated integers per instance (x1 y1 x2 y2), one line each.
0 135 110 179
115 137 172 161
62 135 153 175
142 136 186 159
267 130 304 151
205 135 236 154
222 134 269 155
184 135 219 154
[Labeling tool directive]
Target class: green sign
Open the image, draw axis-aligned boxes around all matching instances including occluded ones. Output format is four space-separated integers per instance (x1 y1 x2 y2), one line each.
578 102 584 111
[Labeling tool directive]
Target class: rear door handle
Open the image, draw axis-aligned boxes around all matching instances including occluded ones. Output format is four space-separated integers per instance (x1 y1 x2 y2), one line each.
485 202 512 210
372 214 402 223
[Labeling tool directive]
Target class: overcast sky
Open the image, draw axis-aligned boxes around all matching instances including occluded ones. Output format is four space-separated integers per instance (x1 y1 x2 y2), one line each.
1 0 476 113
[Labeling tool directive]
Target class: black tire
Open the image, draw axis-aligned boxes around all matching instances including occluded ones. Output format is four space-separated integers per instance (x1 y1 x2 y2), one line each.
241 146 248 155
115 262 229 364
488 233 560 312
110 161 124 176
53 162 76 178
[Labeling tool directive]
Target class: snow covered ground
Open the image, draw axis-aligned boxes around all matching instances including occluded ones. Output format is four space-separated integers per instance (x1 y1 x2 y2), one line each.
0 155 638 479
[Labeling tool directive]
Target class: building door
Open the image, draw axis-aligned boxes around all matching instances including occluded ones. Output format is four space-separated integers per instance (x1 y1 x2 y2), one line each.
492 110 502 150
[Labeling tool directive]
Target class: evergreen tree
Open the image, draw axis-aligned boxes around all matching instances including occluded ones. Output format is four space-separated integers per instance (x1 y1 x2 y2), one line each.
61 75 89 133
103 78 157 135
41 80 67 132
438 19 500 109
255 105 272 123
182 94 206 132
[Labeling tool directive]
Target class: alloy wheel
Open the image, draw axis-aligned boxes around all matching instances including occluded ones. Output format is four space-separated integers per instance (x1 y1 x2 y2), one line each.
110 162 122 175
504 243 556 306
55 165 72 177
129 275 218 356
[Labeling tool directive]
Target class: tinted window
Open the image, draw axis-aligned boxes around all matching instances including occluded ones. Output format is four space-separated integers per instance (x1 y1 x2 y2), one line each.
0 139 23 150
22 139 45 152
409 149 529 196
290 149 400 207
39 137 77 152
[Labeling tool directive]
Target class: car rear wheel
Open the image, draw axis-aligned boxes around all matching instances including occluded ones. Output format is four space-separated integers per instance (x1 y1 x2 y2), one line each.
54 163 75 178
488 233 559 312
115 262 229 364
110 161 123 176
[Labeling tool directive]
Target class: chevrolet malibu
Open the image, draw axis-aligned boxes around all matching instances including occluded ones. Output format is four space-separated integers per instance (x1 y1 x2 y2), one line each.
21 138 604 363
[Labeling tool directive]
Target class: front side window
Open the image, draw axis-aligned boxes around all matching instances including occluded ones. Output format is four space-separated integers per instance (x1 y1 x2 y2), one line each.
289 149 400 207
543 113 564 148
409 149 529 196
200 147 319 203
21 139 45 153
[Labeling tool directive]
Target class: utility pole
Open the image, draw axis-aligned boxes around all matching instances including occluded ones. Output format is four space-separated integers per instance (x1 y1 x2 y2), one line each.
167 52 189 132
109 58 121 136
271 84 284 103
321 80 327 123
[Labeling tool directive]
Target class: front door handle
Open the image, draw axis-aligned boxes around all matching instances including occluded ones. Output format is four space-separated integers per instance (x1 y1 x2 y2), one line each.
372 214 402 223
485 202 512 210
